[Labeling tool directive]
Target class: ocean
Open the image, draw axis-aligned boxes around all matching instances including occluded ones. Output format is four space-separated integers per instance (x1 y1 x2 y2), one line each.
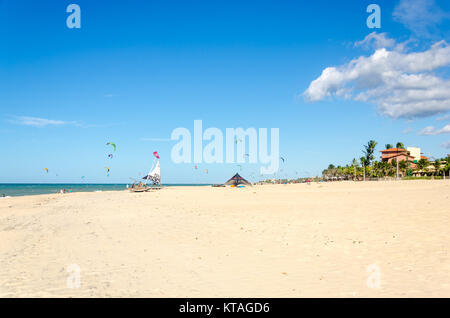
0 184 211 197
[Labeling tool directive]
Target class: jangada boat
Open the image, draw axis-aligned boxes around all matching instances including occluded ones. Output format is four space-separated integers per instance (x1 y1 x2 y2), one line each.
129 159 162 192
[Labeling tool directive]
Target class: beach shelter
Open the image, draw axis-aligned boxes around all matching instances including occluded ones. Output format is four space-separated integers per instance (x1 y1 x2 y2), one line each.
223 173 252 186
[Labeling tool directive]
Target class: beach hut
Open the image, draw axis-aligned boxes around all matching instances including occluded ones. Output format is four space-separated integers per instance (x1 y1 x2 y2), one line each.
223 173 252 187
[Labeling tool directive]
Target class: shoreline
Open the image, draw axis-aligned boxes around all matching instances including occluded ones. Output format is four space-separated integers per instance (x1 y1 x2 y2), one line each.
0 178 448 198
0 183 213 198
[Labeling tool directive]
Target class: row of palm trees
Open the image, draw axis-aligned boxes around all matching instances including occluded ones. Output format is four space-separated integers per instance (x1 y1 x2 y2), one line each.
322 140 450 180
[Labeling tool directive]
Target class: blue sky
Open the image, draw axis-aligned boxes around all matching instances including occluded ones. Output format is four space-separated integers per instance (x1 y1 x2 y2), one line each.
1 0 450 183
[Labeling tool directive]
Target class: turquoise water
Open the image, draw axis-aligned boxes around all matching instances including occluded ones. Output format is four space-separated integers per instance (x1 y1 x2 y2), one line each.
0 184 211 197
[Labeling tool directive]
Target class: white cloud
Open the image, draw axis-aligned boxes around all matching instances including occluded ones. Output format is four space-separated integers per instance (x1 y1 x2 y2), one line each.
393 0 449 38
419 124 450 135
354 32 396 50
304 38 450 118
7 115 113 128
403 127 413 134
140 137 172 142
442 141 450 149
8 116 72 127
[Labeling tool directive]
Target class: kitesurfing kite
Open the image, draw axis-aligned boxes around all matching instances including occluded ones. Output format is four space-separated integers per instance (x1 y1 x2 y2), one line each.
194 165 198 169
153 151 160 159
108 154 113 159
44 168 48 173
105 166 110 173
106 142 116 152
280 157 285 163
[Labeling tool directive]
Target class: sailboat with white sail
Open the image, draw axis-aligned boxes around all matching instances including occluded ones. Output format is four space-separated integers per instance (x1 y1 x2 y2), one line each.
129 154 162 192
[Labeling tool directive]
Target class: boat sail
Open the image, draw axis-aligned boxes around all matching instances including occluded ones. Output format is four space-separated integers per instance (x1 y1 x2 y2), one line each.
143 160 161 185
129 158 162 192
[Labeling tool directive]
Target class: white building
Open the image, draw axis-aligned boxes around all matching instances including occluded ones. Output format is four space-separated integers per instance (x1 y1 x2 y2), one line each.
407 146 421 163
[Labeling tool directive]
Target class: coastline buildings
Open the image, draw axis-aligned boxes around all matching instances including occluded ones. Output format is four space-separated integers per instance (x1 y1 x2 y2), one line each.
380 146 429 169
380 148 416 168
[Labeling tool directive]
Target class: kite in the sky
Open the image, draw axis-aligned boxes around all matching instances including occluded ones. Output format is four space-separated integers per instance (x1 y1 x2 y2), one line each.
106 142 116 152
280 157 285 163
105 167 110 173
194 165 198 169
44 168 48 173
153 151 160 159
108 154 113 159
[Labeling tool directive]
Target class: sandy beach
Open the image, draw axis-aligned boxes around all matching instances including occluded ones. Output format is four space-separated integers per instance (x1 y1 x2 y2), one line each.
1 180 450 297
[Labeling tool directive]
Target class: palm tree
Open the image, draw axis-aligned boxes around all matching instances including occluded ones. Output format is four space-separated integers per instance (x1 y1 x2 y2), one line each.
416 158 430 175
444 161 450 178
434 160 443 177
396 142 405 149
399 160 407 176
351 158 358 179
363 140 378 167
385 144 393 149
360 157 368 180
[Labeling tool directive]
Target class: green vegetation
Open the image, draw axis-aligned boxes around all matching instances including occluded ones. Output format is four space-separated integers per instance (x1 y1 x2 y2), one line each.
322 140 450 180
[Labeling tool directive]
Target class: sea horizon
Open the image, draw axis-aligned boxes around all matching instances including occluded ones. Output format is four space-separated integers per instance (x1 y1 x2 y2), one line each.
0 183 213 197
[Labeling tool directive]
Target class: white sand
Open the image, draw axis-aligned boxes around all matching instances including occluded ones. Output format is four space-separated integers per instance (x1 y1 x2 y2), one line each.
1 180 449 297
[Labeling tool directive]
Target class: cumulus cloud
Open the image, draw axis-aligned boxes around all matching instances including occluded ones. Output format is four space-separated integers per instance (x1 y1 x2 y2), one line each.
393 0 449 38
8 116 72 127
354 32 397 50
304 38 450 118
419 124 450 135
